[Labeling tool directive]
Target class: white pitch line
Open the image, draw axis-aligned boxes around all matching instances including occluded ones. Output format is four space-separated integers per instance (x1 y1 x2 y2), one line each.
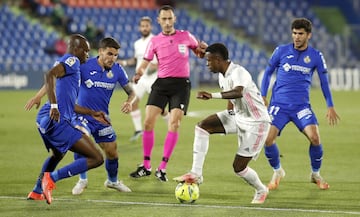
1 196 360 216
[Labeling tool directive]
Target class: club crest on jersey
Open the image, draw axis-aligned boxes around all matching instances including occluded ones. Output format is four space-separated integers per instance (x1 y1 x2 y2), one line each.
106 70 114 79
65 57 76 66
178 44 187 55
303 56 311 64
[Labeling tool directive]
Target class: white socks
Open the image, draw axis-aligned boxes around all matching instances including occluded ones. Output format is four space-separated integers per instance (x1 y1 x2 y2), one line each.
130 109 142 132
191 126 210 176
237 167 266 191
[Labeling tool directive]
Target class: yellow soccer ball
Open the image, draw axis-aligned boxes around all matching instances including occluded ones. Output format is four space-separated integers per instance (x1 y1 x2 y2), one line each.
175 182 200 203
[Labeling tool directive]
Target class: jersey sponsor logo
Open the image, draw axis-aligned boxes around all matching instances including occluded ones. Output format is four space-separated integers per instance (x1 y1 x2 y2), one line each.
178 44 187 55
85 79 94 88
90 71 97 75
84 79 115 90
65 57 76 67
98 126 114 137
296 108 312 120
283 63 311 74
303 55 311 64
283 63 291 72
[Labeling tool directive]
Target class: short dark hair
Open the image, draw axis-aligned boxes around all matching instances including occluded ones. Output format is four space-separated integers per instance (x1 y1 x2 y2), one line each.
139 16 152 25
205 43 229 60
158 5 174 14
291 18 312 33
98 37 121 49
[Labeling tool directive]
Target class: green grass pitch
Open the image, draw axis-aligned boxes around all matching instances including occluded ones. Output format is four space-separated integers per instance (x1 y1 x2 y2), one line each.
0 88 359 217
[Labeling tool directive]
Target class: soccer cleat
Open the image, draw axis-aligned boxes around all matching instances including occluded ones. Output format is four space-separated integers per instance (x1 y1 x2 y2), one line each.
267 168 286 190
173 172 204 184
129 130 143 142
27 191 45 201
311 173 330 190
251 188 269 204
41 172 56 204
155 168 168 182
104 180 132 192
72 179 88 195
129 164 151 178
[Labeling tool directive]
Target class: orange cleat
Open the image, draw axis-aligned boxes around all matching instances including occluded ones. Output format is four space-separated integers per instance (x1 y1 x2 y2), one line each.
41 172 56 204
27 191 45 201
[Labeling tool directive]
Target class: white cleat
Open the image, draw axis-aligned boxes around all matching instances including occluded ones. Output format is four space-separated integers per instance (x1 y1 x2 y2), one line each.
173 172 204 184
268 168 285 190
104 180 132 192
251 187 269 204
72 179 88 195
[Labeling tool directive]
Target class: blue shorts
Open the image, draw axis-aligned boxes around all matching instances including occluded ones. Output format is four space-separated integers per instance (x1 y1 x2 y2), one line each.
268 102 318 135
37 113 83 154
71 115 116 143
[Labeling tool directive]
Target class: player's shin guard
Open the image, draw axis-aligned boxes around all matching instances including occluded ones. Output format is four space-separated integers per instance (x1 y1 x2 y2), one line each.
158 131 178 170
264 144 281 169
106 158 118 182
143 130 154 169
191 126 209 175
309 144 323 172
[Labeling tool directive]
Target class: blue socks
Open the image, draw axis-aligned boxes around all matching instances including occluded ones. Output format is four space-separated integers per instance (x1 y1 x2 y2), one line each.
265 144 281 170
309 144 323 172
51 158 88 182
32 156 61 193
265 143 323 173
74 153 87 179
106 158 118 182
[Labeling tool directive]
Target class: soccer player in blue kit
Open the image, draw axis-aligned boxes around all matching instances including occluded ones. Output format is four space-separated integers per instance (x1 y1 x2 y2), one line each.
260 18 340 190
25 34 109 204
26 37 136 196
71 37 135 195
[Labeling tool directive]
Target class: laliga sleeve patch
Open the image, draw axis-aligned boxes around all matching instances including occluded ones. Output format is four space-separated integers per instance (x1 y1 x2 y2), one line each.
65 57 76 67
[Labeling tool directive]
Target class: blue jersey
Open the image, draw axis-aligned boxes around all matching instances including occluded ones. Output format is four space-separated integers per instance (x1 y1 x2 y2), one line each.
36 54 83 153
77 57 129 115
38 54 81 124
261 43 333 107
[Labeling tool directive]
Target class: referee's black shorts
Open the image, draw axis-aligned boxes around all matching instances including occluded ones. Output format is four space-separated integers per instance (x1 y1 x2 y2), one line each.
147 77 191 115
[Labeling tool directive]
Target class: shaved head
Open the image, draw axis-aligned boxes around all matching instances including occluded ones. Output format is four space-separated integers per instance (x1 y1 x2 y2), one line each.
68 34 90 63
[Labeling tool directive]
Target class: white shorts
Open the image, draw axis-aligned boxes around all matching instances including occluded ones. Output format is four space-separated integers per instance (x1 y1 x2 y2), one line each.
133 72 157 99
216 110 270 159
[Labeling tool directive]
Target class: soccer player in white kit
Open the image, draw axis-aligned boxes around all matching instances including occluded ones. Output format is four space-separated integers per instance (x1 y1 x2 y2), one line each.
118 16 167 142
174 43 271 204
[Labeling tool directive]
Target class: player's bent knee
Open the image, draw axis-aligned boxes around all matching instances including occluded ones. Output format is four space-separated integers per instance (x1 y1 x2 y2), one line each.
88 154 104 169
232 162 247 174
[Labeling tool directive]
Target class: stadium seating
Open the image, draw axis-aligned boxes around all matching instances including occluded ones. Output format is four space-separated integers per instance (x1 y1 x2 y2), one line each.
0 5 58 74
2 0 356 86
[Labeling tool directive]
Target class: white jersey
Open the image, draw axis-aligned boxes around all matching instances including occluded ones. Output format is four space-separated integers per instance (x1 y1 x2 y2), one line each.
132 33 158 98
134 33 157 71
218 62 271 123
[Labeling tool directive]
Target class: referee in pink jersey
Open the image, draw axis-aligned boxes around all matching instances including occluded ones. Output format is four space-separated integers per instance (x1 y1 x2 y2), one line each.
129 5 207 182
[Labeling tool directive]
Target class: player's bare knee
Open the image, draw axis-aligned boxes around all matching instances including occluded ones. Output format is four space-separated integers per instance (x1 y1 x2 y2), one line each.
90 154 104 169
310 137 320 145
308 134 320 145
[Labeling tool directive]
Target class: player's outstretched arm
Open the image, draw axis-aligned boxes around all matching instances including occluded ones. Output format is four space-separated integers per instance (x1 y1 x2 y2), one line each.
24 85 47 111
120 84 136 114
326 107 340 126
194 40 208 58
